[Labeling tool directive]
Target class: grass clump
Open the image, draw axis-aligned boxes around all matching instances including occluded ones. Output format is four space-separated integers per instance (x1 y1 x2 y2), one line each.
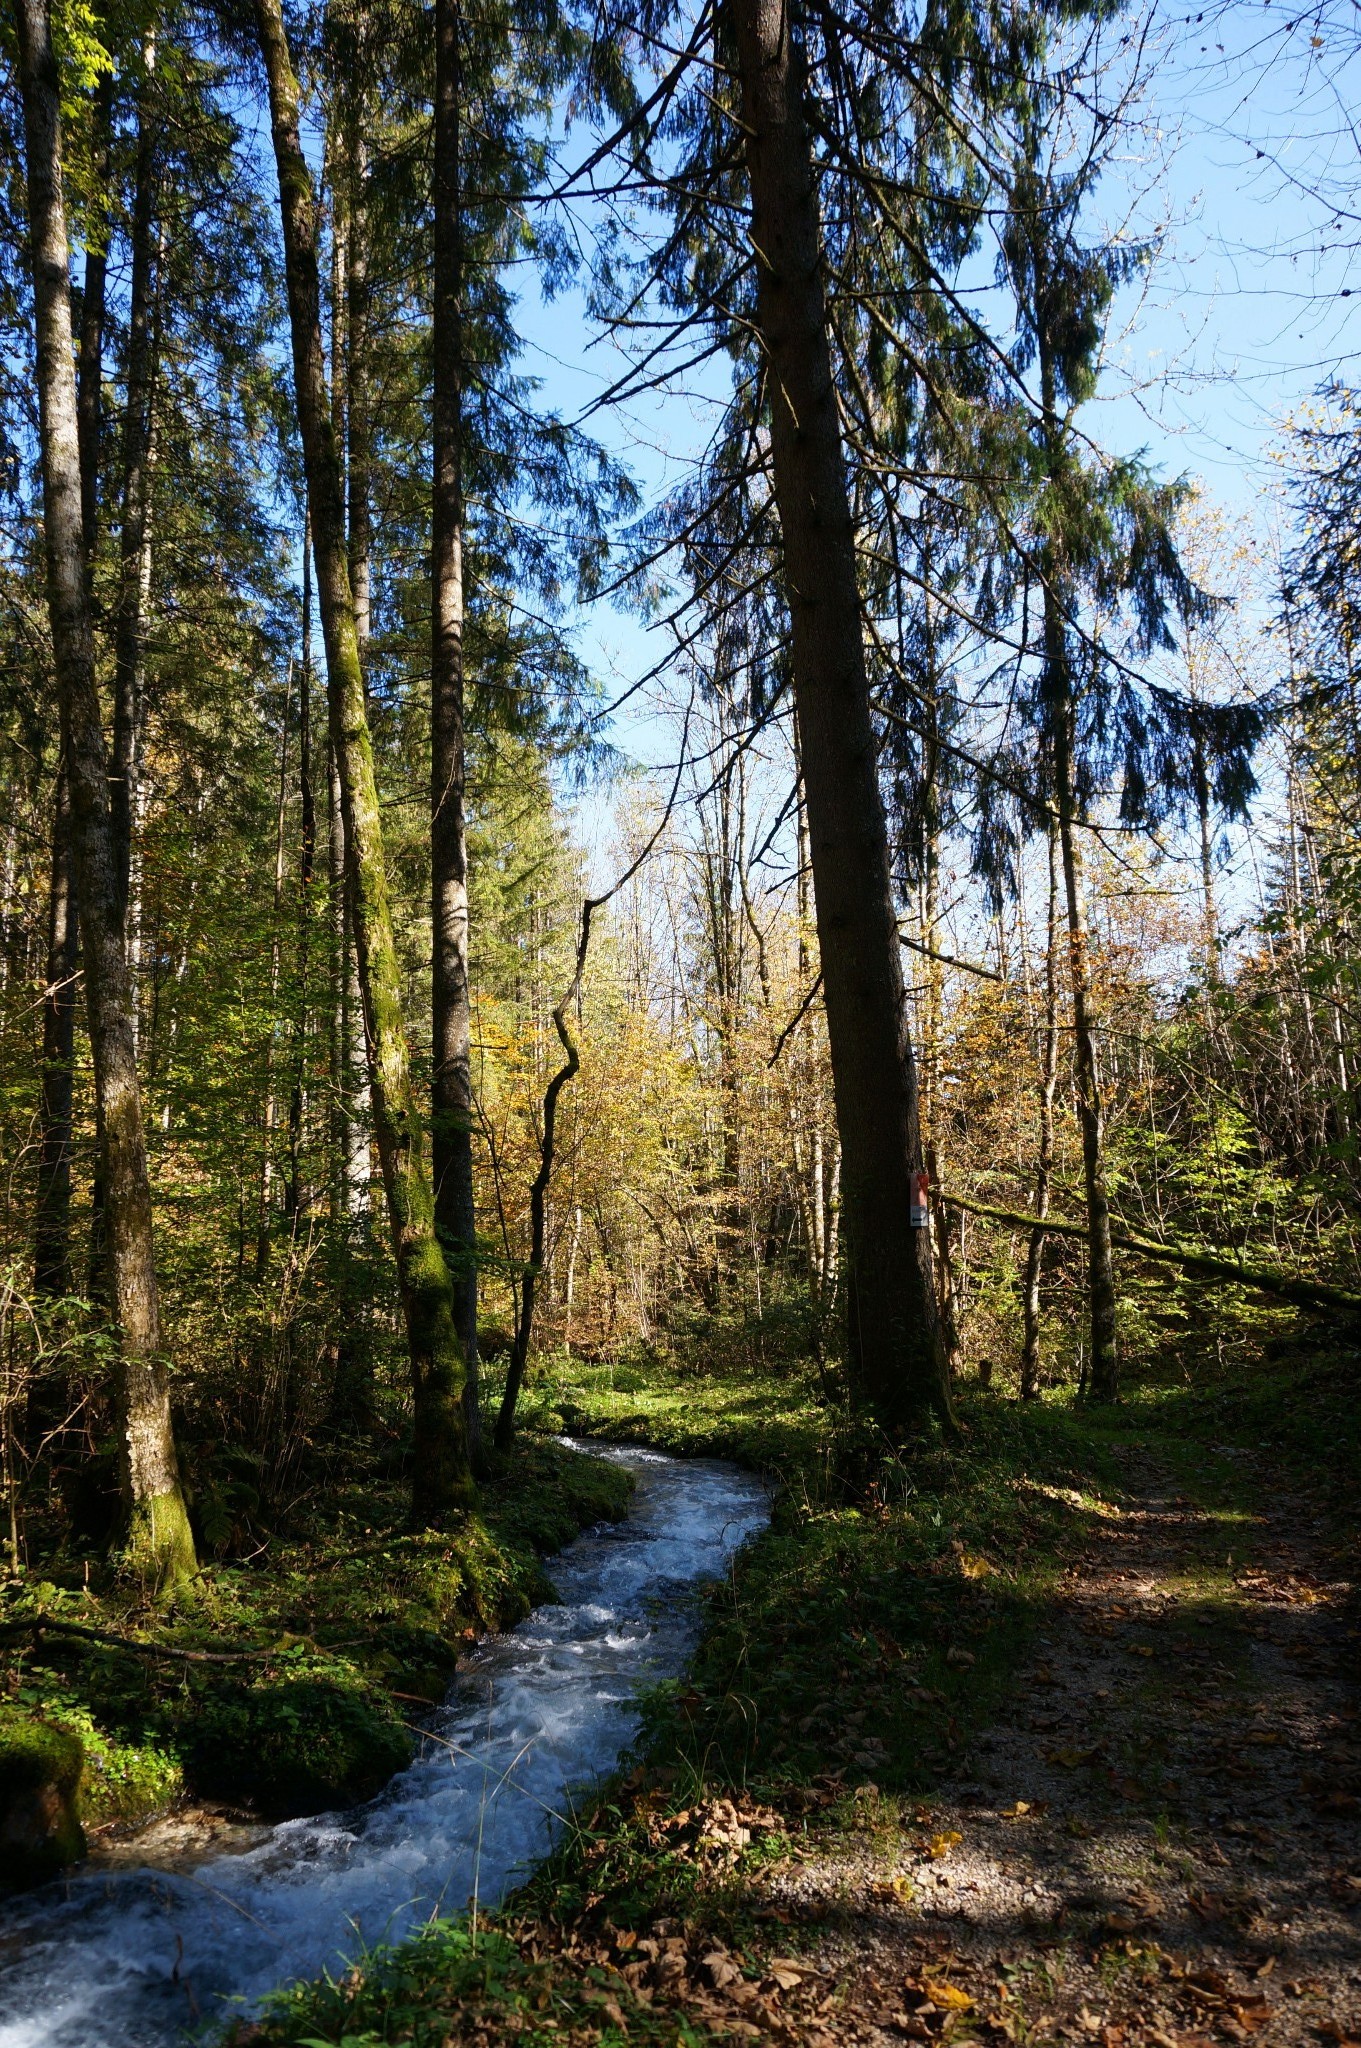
241 1920 722 2047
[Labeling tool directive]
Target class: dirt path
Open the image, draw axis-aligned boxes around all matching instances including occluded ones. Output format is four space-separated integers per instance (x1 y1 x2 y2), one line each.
743 1447 1361 2046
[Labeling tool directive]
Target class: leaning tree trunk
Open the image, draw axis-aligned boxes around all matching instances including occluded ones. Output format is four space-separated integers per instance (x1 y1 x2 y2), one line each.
252 0 473 1520
14 0 197 1591
728 0 951 1430
432 0 482 1463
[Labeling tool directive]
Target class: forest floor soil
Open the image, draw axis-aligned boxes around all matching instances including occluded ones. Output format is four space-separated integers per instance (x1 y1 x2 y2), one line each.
707 1439 1361 2047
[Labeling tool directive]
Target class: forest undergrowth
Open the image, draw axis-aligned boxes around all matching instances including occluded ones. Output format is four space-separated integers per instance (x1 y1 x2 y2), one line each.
0 1437 631 1881
243 1307 1361 2048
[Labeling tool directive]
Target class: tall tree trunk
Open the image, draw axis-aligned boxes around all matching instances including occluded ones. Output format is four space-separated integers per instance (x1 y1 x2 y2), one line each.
346 125 371 652
33 180 100 1303
256 674 291 1277
1036 300 1118 1402
76 68 112 565
1048 658 1119 1400
432 0 482 1464
33 768 78 1301
918 638 962 1379
1020 824 1060 1400
14 0 197 1589
61 88 109 1304
252 0 473 1519
111 39 158 924
329 165 371 1231
728 0 951 1430
287 514 316 1226
1191 724 1221 987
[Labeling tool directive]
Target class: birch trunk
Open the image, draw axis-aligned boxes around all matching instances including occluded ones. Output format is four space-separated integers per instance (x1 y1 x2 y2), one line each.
14 0 196 1589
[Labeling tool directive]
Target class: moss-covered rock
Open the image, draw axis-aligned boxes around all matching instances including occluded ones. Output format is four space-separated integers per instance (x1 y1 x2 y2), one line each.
185 1676 411 1817
0 1710 86 1891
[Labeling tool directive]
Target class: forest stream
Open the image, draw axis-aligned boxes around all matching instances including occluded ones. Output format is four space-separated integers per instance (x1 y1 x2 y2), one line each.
0 1445 771 2048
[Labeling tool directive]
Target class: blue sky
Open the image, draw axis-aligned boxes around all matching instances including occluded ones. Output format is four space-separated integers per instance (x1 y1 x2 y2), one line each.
508 0 1359 801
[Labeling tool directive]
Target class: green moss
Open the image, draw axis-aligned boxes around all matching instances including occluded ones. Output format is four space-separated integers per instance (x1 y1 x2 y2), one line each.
0 1709 86 1889
121 1487 199 1600
187 1675 411 1817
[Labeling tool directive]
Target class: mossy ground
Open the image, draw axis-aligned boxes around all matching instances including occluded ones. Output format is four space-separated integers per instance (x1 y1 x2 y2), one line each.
250 1314 1360 2047
0 1436 632 1846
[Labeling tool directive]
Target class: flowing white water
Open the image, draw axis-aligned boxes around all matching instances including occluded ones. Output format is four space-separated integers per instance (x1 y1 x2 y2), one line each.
0 1443 770 2048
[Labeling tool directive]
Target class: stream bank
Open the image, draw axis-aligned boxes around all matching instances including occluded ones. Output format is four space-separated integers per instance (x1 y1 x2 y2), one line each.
0 1437 634 1892
0 1443 771 2048
252 1338 1360 2047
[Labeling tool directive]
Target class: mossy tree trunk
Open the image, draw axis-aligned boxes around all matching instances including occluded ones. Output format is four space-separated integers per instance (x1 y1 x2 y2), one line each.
252 0 474 1520
14 0 197 1592
729 0 953 1432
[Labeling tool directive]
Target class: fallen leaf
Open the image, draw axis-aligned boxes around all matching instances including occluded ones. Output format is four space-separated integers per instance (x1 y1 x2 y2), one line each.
1232 2001 1272 2033
926 1829 963 1859
923 1979 974 2011
701 1951 743 1991
960 1553 997 1579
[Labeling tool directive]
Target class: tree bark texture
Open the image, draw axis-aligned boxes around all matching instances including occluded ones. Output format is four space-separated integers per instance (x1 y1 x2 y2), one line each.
1020 823 1060 1399
252 0 473 1519
112 43 159 926
75 68 112 561
14 0 197 1589
728 0 952 1430
432 0 482 1463
1048 649 1119 1400
33 766 78 1300
1034 286 1118 1401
